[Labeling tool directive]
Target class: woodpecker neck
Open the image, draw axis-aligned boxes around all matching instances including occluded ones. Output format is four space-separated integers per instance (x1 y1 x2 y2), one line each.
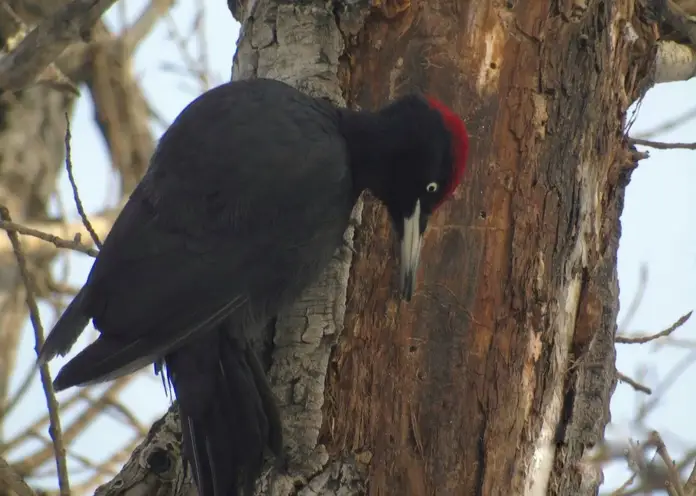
338 108 398 196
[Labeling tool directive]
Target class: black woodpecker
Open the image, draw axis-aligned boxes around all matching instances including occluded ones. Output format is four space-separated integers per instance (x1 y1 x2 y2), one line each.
38 78 470 496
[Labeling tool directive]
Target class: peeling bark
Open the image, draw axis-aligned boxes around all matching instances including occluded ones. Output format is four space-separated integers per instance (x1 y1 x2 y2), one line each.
98 0 659 495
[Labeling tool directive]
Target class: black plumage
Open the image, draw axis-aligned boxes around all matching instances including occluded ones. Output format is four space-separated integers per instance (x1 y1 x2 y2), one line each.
39 78 469 496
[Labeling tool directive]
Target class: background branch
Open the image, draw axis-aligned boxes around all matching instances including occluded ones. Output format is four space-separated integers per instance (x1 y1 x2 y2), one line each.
0 0 120 91
0 207 70 495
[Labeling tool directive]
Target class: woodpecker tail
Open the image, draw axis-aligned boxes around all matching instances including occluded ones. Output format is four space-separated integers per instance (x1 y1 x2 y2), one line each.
165 327 283 496
38 287 91 365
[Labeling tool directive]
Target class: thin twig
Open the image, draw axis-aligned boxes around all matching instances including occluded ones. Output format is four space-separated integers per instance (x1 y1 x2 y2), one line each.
11 378 134 473
0 206 70 495
23 427 120 477
649 431 686 496
630 438 675 496
617 371 653 394
629 138 696 150
163 12 208 89
0 219 98 256
617 311 692 344
4 389 92 453
632 105 696 140
636 348 696 424
103 398 149 436
64 112 103 249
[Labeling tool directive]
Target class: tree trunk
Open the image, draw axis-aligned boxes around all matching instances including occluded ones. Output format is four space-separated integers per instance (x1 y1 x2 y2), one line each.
99 0 657 495
325 1 653 494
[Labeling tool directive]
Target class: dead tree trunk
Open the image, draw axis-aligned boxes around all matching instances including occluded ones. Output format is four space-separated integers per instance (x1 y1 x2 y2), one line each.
99 0 658 495
326 1 651 493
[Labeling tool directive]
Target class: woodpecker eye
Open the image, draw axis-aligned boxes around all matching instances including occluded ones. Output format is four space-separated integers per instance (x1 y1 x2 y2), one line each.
426 182 439 193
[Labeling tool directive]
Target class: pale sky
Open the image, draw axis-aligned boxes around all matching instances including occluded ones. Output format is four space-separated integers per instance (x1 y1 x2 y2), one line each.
4 0 696 493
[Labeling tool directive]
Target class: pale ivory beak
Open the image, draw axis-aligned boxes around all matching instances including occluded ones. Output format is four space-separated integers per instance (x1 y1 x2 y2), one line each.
400 199 423 301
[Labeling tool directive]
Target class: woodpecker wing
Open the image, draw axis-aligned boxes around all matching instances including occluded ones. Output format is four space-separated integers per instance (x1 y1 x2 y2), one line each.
49 79 352 389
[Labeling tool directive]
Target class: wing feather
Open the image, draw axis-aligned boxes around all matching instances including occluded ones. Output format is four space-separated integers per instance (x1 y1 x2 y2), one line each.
55 80 353 387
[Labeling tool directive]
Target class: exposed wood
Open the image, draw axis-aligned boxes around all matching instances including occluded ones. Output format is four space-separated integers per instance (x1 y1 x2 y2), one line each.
94 0 662 495
324 1 656 495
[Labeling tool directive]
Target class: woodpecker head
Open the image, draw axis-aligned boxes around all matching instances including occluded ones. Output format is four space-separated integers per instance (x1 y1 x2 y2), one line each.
368 95 470 301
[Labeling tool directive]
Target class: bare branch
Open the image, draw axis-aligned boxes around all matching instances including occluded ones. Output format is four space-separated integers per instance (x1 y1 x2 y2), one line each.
616 371 653 395
617 311 692 344
102 390 149 437
0 456 36 496
121 0 177 55
654 41 696 84
9 377 135 476
0 0 120 92
660 0 696 46
0 3 80 95
629 137 696 150
0 218 100 257
632 105 696 139
637 348 696 424
85 21 157 193
64 113 103 249
684 455 696 495
0 206 70 495
0 208 122 258
163 11 210 91
649 431 686 496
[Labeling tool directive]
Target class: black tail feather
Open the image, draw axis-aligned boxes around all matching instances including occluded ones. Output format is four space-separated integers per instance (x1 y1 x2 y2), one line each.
52 335 152 391
38 287 90 365
166 327 283 496
243 345 283 459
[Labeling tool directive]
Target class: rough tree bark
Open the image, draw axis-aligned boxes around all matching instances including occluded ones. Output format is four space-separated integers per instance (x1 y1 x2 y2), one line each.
95 0 661 495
